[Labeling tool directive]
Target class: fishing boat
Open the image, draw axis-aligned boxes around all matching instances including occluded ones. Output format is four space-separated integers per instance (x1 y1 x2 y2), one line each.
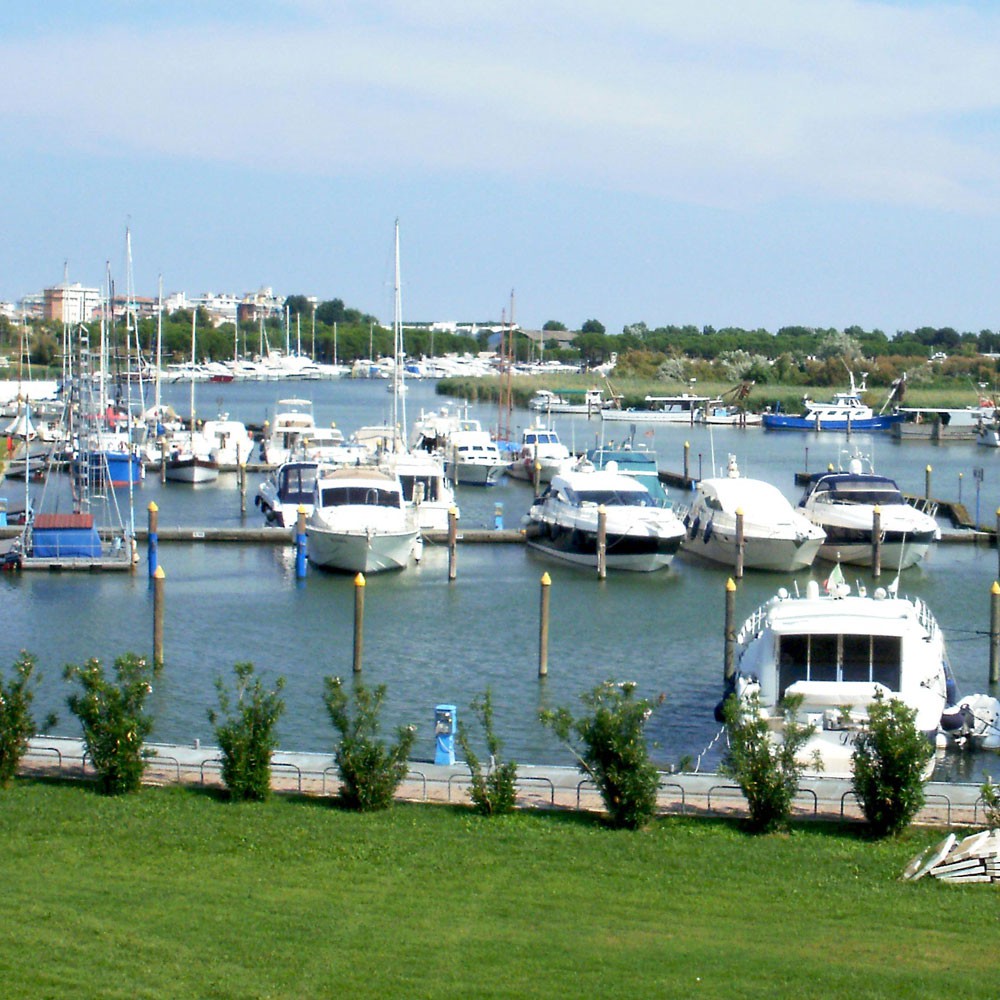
305 465 420 574
719 575 956 776
680 456 825 572
762 371 902 432
528 387 616 415
255 460 319 527
601 392 710 425
506 419 571 483
523 462 685 572
796 454 939 568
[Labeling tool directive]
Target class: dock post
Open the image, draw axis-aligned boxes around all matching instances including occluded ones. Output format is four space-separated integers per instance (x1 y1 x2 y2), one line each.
295 505 307 579
958 472 963 505
353 573 365 674
538 572 551 677
988 581 1000 686
153 565 165 667
683 441 690 482
159 437 167 484
804 445 809 473
724 577 736 687
493 502 504 531
238 443 247 515
734 508 745 579
996 508 1000 580
597 505 607 580
925 465 932 501
448 506 458 581
533 460 542 497
147 501 159 578
872 505 882 579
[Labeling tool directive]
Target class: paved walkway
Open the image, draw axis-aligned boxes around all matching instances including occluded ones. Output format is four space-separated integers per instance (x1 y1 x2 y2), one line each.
19 736 991 828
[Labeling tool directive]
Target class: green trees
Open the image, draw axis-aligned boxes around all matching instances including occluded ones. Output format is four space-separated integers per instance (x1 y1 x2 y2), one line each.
0 651 47 787
720 693 816 833
851 693 934 838
323 676 416 811
63 653 162 795
209 662 286 802
540 680 663 830
457 689 518 816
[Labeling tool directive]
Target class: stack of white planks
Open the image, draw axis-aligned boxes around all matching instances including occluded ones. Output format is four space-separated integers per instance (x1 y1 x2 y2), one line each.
903 830 1000 884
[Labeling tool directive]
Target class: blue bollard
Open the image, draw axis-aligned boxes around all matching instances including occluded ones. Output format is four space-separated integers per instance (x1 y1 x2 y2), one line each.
295 505 307 579
147 501 158 579
494 502 504 531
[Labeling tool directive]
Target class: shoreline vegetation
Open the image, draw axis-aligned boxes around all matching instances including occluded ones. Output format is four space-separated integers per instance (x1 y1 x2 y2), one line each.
3 779 998 998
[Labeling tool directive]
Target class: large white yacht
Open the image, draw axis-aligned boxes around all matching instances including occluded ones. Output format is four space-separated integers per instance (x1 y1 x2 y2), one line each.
524 462 685 572
681 457 825 572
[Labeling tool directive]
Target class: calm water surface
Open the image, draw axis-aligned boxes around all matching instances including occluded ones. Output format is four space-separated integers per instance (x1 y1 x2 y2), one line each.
4 378 1000 780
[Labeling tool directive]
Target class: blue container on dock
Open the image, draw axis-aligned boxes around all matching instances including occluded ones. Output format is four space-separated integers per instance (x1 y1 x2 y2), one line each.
434 704 457 766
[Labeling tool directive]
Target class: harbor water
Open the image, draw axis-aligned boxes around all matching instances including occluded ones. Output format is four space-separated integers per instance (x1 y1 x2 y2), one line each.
3 377 1000 781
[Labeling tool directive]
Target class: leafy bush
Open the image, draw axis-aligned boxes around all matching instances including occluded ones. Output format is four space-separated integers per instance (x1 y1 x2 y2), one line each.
851 692 934 838
208 662 285 802
323 676 415 811
456 688 518 816
980 773 1000 829
63 653 161 795
539 680 663 830
719 692 816 833
0 651 46 787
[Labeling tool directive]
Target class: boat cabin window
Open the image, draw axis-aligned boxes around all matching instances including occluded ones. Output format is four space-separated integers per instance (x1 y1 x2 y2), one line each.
278 466 317 504
777 633 902 698
814 478 903 505
399 475 441 503
564 486 651 507
319 486 400 508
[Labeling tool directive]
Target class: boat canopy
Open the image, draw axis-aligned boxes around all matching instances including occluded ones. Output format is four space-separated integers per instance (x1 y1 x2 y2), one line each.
807 474 904 506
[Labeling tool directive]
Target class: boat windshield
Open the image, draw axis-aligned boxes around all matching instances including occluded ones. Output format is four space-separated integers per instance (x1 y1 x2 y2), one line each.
813 476 903 505
318 486 400 508
564 487 651 507
777 633 901 699
278 466 317 504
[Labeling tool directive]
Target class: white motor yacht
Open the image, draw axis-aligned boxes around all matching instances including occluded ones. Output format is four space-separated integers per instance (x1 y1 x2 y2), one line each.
524 462 685 572
262 398 316 465
306 465 419 574
721 578 955 776
255 460 319 526
797 457 939 569
506 420 571 483
681 456 825 572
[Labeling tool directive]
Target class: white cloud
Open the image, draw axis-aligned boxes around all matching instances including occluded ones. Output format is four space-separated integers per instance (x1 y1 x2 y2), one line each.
3 1 1000 211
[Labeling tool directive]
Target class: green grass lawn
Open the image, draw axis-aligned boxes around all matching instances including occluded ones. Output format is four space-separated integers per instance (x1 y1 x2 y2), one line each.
1 780 996 999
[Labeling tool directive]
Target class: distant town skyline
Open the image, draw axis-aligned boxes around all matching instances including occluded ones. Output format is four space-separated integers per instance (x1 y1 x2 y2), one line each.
3 3 1000 337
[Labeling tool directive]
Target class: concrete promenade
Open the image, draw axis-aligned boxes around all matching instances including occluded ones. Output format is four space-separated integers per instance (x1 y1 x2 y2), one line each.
21 736 992 829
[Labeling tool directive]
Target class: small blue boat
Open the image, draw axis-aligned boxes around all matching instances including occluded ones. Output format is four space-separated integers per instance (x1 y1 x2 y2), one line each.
762 372 902 432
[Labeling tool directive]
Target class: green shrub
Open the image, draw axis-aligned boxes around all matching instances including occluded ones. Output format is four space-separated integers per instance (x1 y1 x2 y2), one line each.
208 662 285 802
539 680 663 830
323 676 415 811
979 772 1000 829
63 653 161 795
851 692 934 838
0 651 45 787
457 688 518 816
719 692 816 833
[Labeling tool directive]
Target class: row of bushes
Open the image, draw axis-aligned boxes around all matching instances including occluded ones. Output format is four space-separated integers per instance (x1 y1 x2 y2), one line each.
3 652 997 837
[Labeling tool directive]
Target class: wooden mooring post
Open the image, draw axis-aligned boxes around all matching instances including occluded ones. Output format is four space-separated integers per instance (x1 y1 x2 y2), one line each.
724 577 736 687
448 507 459 581
734 509 745 579
597 506 607 580
353 573 366 674
538 572 551 678
153 565 165 667
872 505 882 579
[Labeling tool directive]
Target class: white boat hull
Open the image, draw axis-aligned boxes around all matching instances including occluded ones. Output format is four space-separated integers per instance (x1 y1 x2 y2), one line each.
306 524 418 573
164 456 219 483
682 528 823 572
446 459 506 486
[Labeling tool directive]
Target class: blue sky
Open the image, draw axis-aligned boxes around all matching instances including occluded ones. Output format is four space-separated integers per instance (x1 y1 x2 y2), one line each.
3 1 1000 334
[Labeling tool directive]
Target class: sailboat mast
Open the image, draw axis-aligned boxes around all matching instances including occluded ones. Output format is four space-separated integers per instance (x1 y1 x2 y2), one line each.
190 311 197 432
155 275 163 413
393 219 406 449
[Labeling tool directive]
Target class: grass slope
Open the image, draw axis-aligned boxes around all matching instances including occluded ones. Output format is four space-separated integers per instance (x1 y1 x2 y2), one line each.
1 781 996 999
